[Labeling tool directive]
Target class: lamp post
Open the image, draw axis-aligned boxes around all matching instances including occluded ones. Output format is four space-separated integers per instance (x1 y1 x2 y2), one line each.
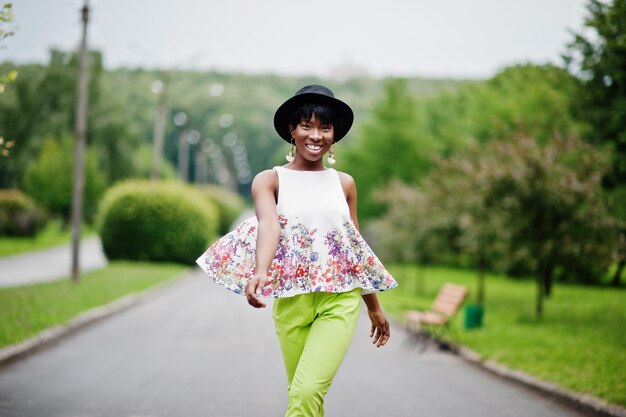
150 74 170 180
186 129 201 182
195 146 207 184
173 111 189 181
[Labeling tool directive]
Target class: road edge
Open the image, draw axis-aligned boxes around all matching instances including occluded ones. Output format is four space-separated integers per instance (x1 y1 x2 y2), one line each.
0 268 192 367
455 345 626 417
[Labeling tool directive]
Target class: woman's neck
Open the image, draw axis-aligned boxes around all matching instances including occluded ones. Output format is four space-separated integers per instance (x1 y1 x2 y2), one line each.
286 156 327 171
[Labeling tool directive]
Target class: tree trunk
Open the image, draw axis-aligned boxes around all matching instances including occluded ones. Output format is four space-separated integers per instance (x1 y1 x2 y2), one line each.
477 253 486 305
543 262 554 297
535 263 545 319
612 259 625 287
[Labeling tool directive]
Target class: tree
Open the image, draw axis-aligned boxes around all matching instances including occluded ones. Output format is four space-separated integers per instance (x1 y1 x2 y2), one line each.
481 64 587 143
0 3 16 158
0 3 14 45
342 78 439 222
415 64 586 158
360 64 587 232
565 0 626 183
372 136 616 318
0 49 141 188
369 143 511 306
565 0 626 285
22 137 106 225
485 136 615 317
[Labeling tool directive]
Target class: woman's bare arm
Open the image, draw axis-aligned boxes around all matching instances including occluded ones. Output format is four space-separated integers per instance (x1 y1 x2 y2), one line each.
245 169 280 308
338 171 390 348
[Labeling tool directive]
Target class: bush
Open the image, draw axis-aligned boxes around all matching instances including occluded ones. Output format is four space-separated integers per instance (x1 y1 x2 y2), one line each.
22 137 106 225
196 185 247 235
134 144 178 180
0 189 47 236
98 180 219 264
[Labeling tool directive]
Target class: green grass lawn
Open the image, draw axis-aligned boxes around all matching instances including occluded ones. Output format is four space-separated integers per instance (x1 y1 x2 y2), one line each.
381 264 626 407
0 219 94 257
0 261 187 348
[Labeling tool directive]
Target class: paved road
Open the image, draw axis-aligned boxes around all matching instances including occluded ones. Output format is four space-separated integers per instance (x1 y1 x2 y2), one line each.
0 237 107 287
0 270 587 417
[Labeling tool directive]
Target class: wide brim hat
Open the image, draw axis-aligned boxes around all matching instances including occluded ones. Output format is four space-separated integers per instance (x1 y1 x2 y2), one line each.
273 85 354 143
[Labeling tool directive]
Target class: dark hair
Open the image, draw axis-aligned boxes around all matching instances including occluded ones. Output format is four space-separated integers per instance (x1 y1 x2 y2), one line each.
288 103 335 129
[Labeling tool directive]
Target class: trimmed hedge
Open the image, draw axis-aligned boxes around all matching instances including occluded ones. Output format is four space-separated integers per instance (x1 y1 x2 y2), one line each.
196 185 247 235
98 180 219 264
0 189 47 237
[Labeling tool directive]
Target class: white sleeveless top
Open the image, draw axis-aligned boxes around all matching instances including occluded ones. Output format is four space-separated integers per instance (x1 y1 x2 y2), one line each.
196 166 397 298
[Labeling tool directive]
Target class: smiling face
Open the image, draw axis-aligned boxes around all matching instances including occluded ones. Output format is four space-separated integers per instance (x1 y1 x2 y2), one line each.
289 114 334 165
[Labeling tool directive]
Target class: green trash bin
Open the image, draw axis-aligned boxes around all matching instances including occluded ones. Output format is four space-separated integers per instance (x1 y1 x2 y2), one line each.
464 304 484 330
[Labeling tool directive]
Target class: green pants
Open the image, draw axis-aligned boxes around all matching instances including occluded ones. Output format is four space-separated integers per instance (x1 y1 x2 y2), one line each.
273 289 361 417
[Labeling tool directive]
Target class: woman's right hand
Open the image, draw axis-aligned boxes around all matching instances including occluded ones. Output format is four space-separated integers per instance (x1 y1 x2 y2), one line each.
245 273 268 308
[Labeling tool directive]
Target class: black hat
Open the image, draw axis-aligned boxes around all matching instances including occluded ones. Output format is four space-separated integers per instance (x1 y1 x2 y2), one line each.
273 85 354 143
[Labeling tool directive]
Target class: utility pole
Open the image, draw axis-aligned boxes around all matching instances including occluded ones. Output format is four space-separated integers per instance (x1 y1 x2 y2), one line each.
173 111 189 182
151 72 170 180
70 0 90 284
178 128 190 182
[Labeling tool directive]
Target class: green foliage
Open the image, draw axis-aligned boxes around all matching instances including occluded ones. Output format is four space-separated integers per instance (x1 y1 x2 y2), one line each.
100 69 463 198
98 180 218 264
0 3 16 159
565 0 626 187
0 189 46 236
0 3 14 41
22 137 106 224
342 79 439 221
481 64 586 143
419 64 586 149
0 49 141 188
341 65 583 226
484 137 615 284
0 57 464 195
89 69 143 184
372 136 617 316
565 0 626 286
382 264 626 406
0 261 186 348
368 180 444 264
196 184 247 235
133 144 177 180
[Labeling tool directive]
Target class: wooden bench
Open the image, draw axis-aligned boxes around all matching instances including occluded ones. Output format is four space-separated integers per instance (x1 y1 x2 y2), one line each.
404 283 468 350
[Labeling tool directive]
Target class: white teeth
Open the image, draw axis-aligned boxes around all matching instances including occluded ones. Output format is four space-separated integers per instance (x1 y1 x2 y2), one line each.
306 144 322 151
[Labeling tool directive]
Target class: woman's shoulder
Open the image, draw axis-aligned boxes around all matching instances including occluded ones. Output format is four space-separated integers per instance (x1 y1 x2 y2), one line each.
333 170 357 193
334 169 356 184
251 169 279 190
254 168 279 177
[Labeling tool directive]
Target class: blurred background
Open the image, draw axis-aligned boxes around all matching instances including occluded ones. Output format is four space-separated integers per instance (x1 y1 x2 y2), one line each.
0 0 625 409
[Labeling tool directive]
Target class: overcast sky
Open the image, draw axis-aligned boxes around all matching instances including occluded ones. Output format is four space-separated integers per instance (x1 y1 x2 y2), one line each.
3 0 589 78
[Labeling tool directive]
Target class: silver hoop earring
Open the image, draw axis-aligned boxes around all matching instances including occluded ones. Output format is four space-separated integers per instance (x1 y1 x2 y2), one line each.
286 138 295 162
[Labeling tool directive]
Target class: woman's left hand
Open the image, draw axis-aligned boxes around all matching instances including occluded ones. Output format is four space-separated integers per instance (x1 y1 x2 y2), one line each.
368 308 391 348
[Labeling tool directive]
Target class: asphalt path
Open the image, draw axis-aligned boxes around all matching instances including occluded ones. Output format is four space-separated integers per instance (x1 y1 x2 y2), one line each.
0 269 587 417
0 236 107 287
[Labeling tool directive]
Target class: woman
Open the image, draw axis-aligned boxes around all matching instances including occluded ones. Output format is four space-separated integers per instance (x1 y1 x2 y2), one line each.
197 84 397 417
